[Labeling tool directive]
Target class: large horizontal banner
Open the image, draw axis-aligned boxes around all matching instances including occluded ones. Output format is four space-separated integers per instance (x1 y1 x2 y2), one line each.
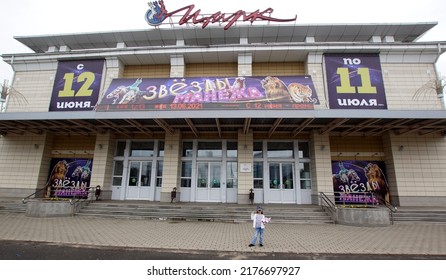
325 54 387 109
96 76 319 111
332 161 389 206
50 60 104 111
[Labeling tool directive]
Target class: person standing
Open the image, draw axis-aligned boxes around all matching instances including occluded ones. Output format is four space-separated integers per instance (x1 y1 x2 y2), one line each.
249 206 271 247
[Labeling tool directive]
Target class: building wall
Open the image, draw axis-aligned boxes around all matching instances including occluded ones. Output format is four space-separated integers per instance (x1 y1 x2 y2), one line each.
0 132 50 197
252 62 305 76
382 63 443 110
2 49 446 205
7 70 56 112
186 63 238 77
385 132 446 206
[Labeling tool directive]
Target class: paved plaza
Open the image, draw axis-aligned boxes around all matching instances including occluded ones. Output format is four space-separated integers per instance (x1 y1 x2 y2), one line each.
0 212 445 258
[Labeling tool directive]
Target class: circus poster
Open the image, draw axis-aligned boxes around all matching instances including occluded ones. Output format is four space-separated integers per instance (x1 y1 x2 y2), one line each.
331 161 389 206
45 158 93 199
96 76 319 111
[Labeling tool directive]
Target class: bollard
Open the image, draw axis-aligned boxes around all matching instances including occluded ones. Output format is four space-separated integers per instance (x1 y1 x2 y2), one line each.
171 187 177 203
95 185 101 201
249 188 254 204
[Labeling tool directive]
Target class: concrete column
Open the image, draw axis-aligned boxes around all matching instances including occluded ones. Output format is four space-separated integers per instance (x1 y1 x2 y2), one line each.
238 53 252 76
237 129 253 204
91 130 115 199
160 130 181 202
310 130 332 204
170 55 185 78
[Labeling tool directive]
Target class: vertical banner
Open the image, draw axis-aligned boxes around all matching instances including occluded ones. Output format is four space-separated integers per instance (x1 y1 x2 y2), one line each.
325 54 387 109
331 161 389 205
49 60 104 111
45 158 93 198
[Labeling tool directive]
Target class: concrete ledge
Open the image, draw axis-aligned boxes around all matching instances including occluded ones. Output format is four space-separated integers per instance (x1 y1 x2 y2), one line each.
336 207 391 227
25 199 86 217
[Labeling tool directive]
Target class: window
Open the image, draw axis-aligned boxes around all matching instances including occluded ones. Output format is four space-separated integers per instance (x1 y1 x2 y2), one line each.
298 142 310 159
112 161 123 186
226 162 238 188
130 141 154 157
300 162 312 189
197 142 222 158
115 141 126 157
226 141 238 158
156 160 163 187
158 141 165 157
180 161 192 188
182 141 193 157
253 141 263 158
267 142 293 158
253 162 263 189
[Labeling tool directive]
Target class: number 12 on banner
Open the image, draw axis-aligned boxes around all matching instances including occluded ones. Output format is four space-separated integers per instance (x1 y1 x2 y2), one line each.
58 72 95 97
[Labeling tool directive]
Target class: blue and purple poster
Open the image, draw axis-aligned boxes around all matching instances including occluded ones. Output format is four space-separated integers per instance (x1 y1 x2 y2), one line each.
332 160 389 205
45 158 93 198
96 76 319 111
325 54 387 109
49 60 104 111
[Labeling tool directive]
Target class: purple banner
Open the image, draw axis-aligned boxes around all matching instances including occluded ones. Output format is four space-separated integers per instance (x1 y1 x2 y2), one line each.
45 158 93 198
96 76 319 111
332 161 389 205
325 54 387 109
49 60 104 111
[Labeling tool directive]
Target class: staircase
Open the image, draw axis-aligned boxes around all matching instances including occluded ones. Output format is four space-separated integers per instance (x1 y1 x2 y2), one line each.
75 201 333 224
392 207 446 224
0 198 27 214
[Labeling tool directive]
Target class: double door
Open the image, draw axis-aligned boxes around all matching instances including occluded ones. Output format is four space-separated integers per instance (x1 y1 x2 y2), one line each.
196 162 222 202
126 161 154 200
268 162 295 203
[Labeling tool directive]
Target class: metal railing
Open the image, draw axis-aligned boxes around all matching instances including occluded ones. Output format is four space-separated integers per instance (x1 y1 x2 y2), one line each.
22 187 90 206
22 188 46 204
319 192 336 223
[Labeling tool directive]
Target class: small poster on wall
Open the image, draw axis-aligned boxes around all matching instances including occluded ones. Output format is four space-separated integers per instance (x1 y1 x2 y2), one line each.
331 160 389 205
45 158 93 198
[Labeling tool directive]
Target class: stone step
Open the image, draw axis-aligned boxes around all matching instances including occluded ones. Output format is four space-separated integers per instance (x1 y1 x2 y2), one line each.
0 198 27 213
76 201 333 224
392 207 446 224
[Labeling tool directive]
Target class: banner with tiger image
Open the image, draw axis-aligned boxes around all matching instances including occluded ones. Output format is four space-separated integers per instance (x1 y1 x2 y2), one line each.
97 76 319 111
45 158 93 199
332 160 389 206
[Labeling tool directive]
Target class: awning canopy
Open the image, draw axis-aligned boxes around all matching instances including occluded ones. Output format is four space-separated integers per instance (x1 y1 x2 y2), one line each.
1 110 445 137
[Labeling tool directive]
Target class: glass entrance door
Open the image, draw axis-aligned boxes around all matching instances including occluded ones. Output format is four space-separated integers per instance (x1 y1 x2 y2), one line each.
196 162 222 202
126 161 154 200
268 162 295 203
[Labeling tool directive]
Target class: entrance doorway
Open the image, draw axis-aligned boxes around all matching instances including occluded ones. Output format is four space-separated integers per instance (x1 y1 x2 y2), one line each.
126 161 154 200
268 162 295 203
196 162 222 202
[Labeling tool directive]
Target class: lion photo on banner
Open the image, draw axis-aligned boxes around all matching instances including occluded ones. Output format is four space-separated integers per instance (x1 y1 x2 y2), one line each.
331 160 389 205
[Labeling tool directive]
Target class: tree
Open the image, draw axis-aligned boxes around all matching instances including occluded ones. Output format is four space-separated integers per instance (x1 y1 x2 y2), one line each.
0 80 28 112
412 76 446 108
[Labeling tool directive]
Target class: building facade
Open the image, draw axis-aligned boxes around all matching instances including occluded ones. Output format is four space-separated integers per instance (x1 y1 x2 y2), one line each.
1 19 446 206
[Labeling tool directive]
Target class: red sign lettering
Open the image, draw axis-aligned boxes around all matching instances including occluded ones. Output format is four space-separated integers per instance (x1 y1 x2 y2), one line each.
145 1 297 30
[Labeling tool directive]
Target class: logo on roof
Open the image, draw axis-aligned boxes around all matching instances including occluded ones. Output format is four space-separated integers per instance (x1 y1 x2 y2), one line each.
145 1 168 26
145 1 297 30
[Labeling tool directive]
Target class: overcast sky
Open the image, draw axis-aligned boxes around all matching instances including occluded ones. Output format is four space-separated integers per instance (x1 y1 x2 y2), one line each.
1 0 446 83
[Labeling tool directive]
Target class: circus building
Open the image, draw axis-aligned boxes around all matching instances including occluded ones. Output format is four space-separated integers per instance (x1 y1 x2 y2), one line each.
1 1 446 211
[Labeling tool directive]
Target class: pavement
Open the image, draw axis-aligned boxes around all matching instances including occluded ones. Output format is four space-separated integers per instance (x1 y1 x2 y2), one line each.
0 212 445 259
